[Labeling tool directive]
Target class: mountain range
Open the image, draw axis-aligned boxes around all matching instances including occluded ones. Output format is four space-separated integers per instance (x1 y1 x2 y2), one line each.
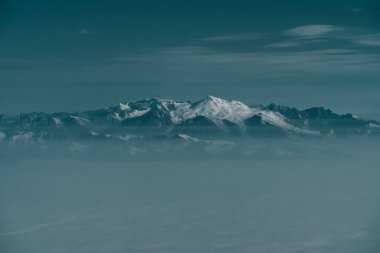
1 96 379 143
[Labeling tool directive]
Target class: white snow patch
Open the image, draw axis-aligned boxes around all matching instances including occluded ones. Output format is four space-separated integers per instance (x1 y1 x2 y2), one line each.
89 131 99 136
116 135 136 141
178 134 201 142
53 117 63 126
112 113 122 121
119 102 131 111
11 132 34 142
126 108 151 118
71 116 90 126
116 107 152 120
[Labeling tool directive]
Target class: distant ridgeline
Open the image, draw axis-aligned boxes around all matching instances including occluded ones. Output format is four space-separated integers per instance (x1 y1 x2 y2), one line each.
0 96 379 143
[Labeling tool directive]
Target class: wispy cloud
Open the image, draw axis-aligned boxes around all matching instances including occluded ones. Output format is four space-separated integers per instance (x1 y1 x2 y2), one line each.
195 33 264 42
267 41 305 48
355 34 380 46
138 46 380 77
193 25 380 50
153 46 214 55
78 29 96 35
194 25 345 49
264 25 343 48
284 25 342 38
344 7 362 13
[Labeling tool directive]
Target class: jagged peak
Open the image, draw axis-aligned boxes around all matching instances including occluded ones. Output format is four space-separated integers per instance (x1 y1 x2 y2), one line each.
204 95 220 101
120 97 183 109
119 102 131 111
302 107 334 116
195 95 248 108
201 95 232 103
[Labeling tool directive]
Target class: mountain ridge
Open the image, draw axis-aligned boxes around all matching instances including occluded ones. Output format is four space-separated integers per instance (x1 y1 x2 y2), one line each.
0 96 379 142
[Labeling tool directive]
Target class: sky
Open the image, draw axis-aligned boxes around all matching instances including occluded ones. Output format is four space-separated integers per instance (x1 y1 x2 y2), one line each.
0 0 380 119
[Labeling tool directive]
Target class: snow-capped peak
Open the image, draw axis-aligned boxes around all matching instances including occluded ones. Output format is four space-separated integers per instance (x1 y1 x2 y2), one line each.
115 96 319 133
1 96 378 142
119 102 131 111
187 96 255 125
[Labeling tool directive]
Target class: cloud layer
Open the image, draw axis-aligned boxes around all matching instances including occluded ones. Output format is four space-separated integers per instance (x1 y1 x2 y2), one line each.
284 25 342 38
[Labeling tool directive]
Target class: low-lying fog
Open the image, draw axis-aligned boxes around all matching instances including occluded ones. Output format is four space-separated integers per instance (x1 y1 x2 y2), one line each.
1 139 380 253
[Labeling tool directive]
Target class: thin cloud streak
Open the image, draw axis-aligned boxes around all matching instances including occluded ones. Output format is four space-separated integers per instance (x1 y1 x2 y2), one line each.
78 29 96 35
284 25 342 38
267 41 304 48
355 34 380 46
138 46 380 76
344 7 362 13
195 33 266 42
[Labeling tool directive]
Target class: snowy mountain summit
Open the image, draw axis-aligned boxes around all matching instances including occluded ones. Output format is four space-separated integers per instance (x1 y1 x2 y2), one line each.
115 95 252 124
0 96 379 142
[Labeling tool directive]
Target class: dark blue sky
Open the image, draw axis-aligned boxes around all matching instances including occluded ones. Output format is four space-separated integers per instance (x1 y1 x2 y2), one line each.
1 0 380 119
